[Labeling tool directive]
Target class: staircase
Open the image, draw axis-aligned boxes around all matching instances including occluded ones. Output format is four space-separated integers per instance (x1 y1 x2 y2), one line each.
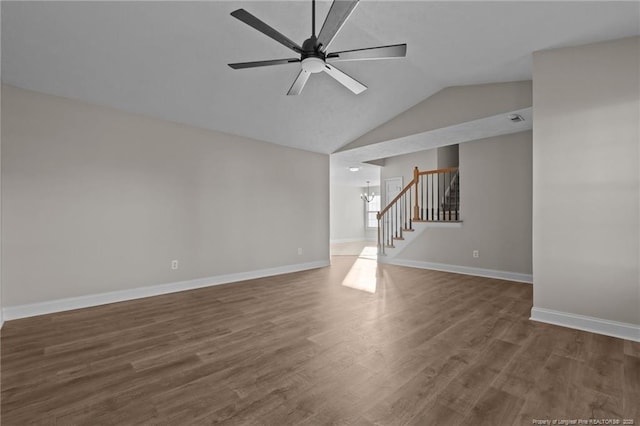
440 170 460 221
377 166 461 257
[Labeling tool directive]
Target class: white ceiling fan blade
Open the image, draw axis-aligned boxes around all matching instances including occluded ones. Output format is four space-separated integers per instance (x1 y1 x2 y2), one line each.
287 69 311 96
323 64 367 94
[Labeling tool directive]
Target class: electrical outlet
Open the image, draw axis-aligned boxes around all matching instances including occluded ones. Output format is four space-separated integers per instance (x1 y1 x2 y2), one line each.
473 250 479 258
171 260 179 270
297 248 303 255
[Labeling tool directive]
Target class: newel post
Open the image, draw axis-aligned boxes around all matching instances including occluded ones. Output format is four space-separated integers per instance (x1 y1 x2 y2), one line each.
413 166 420 221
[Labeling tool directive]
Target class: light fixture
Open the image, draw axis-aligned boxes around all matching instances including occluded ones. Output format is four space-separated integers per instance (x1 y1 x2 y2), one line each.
361 180 375 203
301 57 326 74
349 166 360 172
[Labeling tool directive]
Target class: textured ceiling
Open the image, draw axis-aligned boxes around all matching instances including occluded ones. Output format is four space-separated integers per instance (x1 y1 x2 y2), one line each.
2 1 639 155
330 156 381 187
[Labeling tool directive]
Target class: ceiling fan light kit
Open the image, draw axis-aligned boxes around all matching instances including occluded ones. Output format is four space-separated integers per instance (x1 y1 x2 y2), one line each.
301 57 325 74
228 0 407 96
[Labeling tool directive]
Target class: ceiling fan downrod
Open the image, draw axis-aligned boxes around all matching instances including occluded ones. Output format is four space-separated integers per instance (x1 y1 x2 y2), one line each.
312 0 316 38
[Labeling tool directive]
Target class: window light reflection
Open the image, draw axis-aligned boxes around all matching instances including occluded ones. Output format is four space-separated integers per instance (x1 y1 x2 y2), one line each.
341 246 378 293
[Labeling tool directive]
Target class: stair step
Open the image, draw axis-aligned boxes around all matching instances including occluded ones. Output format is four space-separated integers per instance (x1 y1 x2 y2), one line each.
393 237 405 241
402 228 415 232
385 244 395 249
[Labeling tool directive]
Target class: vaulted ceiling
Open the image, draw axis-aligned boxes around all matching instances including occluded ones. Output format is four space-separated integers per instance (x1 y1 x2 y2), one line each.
2 1 639 155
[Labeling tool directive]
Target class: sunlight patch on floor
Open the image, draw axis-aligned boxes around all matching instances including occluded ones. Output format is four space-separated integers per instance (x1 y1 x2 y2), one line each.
330 240 376 256
341 247 379 293
358 246 378 260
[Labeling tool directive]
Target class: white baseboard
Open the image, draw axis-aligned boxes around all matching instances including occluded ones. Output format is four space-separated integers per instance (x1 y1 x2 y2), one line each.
2 260 330 321
530 307 640 342
330 238 367 244
381 258 533 284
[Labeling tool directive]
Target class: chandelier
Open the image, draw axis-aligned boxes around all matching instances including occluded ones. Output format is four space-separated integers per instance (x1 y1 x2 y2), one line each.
361 181 375 203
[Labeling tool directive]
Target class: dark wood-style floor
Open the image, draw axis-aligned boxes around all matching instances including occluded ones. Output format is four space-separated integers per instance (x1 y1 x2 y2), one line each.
1 256 639 425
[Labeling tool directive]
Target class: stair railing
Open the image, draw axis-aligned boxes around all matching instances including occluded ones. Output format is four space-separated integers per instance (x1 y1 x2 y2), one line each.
442 169 460 206
439 168 460 221
377 166 460 255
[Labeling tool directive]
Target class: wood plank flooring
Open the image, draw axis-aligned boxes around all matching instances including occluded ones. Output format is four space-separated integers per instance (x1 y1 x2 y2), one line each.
1 255 639 425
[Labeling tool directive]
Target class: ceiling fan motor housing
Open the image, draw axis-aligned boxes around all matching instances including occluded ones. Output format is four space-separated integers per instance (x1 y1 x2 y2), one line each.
301 36 326 74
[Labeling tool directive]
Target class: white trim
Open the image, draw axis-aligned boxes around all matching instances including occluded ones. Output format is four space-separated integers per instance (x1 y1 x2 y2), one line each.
2 260 330 321
330 238 366 244
421 221 463 228
530 307 640 342
380 257 533 284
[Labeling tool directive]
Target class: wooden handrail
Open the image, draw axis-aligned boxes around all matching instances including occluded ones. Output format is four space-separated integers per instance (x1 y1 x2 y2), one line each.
377 178 416 220
377 166 460 220
377 165 461 255
418 166 458 176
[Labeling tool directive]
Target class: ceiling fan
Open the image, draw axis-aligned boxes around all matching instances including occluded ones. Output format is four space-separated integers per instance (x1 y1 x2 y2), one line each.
228 0 407 96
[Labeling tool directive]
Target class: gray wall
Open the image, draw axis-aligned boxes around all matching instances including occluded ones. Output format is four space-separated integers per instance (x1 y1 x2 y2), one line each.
381 149 437 203
532 36 639 325
382 132 532 275
1 85 330 307
338 81 532 153
330 184 365 242
437 145 459 169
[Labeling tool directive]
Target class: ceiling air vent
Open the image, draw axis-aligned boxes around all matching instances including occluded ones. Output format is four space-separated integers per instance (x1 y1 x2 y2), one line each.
508 114 525 123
